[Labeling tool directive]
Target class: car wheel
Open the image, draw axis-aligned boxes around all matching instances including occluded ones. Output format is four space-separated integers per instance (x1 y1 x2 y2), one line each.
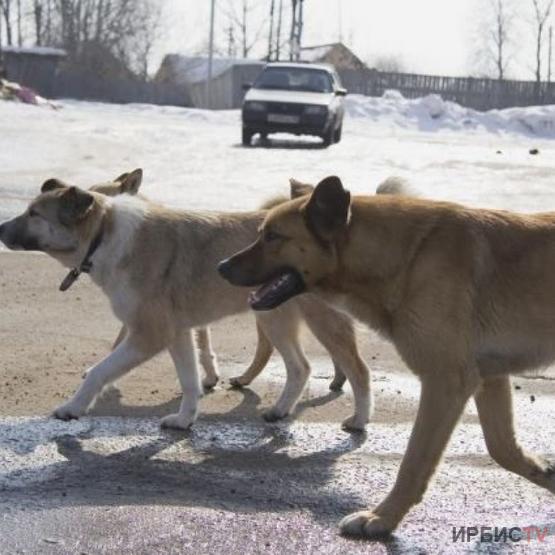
242 127 254 146
322 124 335 147
334 124 342 143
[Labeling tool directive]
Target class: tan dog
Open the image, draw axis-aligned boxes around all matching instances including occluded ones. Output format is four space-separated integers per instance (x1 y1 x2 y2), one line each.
88 170 358 394
0 175 371 431
87 169 221 391
218 175 555 538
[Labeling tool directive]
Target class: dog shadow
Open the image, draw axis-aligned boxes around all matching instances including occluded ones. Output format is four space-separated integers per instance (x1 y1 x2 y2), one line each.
1 393 370 527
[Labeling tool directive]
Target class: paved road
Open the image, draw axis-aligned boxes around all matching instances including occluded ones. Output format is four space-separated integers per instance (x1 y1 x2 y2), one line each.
1 372 554 555
1 255 554 554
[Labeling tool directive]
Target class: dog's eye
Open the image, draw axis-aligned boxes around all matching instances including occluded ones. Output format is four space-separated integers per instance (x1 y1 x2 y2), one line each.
29 209 39 218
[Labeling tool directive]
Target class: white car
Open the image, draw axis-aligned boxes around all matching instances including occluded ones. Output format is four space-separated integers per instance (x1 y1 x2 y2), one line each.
241 62 347 147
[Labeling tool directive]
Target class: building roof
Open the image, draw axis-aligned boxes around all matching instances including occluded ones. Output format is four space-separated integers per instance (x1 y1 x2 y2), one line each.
156 55 264 85
2 46 66 57
300 44 337 63
300 42 367 70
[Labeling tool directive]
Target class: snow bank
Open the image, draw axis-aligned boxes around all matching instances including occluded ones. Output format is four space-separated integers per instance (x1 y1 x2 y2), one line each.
345 90 555 137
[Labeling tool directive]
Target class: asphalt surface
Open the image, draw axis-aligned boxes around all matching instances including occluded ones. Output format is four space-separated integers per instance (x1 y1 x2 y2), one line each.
1 372 554 554
1 254 555 554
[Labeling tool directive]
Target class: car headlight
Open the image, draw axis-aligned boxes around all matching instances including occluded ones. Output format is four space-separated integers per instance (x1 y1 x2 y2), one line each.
304 105 327 115
245 101 266 112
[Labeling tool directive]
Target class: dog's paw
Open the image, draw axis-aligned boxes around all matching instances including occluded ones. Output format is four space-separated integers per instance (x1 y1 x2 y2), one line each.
160 413 194 431
229 375 250 389
329 376 346 392
53 402 84 421
339 511 394 539
202 376 218 392
262 407 288 422
341 414 367 432
540 460 555 493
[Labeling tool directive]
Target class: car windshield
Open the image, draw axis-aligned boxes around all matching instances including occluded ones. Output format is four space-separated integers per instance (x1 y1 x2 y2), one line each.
254 67 333 93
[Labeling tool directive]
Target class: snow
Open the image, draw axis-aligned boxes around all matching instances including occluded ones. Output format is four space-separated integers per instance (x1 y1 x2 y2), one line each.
2 45 66 57
300 44 334 63
346 91 555 136
1 90 555 238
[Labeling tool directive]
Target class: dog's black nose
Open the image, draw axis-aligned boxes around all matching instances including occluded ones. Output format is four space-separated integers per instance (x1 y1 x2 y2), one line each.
217 258 232 280
0 222 5 238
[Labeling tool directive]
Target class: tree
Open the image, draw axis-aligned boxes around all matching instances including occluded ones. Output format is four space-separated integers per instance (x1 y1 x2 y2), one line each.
473 0 516 80
225 0 266 58
372 54 406 73
0 0 14 45
266 0 274 60
531 0 554 90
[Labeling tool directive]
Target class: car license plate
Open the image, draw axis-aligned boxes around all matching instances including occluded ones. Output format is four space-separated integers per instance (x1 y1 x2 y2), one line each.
267 114 299 124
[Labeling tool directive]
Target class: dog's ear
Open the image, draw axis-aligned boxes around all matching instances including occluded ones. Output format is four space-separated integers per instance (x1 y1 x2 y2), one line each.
60 187 95 224
290 178 314 199
119 168 143 195
41 178 69 193
114 172 129 184
304 176 350 242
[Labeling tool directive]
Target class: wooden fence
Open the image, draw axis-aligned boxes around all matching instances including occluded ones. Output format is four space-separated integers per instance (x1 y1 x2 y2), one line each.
51 69 190 106
8 50 555 111
338 69 555 111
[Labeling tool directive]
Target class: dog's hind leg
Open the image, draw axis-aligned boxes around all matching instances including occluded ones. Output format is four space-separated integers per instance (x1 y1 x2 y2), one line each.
161 328 203 430
329 362 347 392
475 375 554 492
300 299 371 431
54 333 161 421
195 327 219 391
340 372 478 538
230 322 274 388
256 308 310 422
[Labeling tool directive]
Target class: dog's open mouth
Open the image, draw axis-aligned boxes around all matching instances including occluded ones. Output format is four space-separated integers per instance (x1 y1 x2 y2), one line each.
248 268 306 311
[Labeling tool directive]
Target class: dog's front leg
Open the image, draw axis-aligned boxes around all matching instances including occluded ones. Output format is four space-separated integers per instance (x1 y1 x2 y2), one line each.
54 335 156 421
340 373 478 538
475 375 555 492
161 329 202 430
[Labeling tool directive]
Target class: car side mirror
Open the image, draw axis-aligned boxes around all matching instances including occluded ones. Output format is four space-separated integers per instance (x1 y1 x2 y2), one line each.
242 82 252 91
335 88 348 97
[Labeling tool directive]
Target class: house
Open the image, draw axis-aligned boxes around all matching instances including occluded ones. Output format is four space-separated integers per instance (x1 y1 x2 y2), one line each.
1 46 66 98
299 42 367 71
155 55 264 109
154 43 368 110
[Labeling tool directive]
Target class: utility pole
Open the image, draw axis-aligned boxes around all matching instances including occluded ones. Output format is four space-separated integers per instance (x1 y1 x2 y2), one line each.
290 0 304 61
267 0 275 61
275 0 283 60
207 0 216 109
226 25 235 57
549 25 553 84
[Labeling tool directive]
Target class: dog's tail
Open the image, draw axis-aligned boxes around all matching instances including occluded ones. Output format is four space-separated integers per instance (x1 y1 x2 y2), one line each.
259 194 289 210
376 176 416 196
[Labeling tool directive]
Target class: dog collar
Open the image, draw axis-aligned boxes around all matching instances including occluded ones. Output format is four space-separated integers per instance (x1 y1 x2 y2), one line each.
59 226 104 292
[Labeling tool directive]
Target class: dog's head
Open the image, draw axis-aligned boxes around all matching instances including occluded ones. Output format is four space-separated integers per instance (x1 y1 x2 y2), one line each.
0 179 102 263
0 170 144 267
218 176 351 310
